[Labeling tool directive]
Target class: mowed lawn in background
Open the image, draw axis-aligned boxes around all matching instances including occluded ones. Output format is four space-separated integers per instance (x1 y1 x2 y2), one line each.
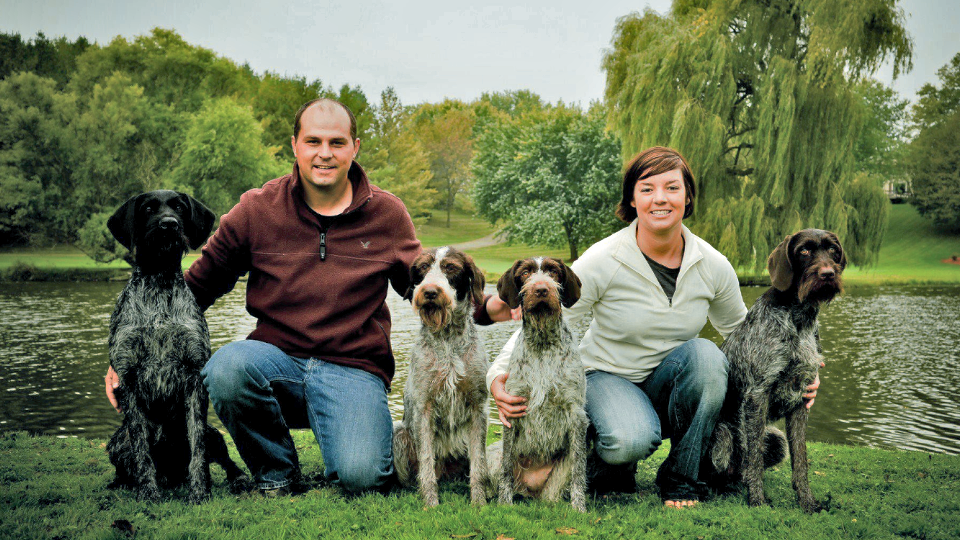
2 203 959 283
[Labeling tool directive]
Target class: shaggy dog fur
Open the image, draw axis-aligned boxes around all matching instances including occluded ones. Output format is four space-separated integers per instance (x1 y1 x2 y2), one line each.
708 229 846 513
392 247 490 506
488 257 588 512
106 190 248 503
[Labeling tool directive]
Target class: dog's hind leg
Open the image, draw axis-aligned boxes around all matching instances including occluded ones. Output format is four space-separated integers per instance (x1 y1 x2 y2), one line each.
467 407 489 506
786 407 821 513
415 403 440 507
204 426 251 492
392 421 417 488
186 383 211 504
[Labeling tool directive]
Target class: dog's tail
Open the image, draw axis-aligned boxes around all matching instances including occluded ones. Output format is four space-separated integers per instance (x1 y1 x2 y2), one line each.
762 426 787 469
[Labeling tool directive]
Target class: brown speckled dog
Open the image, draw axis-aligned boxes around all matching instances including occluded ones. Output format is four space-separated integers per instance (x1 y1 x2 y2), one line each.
392 247 490 507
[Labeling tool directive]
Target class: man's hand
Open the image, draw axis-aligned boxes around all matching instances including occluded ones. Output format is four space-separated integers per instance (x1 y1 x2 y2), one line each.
491 373 526 428
802 362 826 409
485 295 522 323
105 366 121 413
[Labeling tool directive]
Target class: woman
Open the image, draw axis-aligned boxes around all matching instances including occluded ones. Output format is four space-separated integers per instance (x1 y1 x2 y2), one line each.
488 146 821 508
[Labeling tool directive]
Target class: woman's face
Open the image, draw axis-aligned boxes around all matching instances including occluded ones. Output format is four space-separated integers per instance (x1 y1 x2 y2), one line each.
631 168 688 235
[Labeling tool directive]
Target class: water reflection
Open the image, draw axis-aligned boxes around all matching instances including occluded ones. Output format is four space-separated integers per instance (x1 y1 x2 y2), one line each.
0 281 958 455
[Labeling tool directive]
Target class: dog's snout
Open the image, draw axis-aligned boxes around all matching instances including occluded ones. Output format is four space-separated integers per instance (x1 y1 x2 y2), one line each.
818 267 835 280
533 284 550 298
159 216 181 230
422 286 439 300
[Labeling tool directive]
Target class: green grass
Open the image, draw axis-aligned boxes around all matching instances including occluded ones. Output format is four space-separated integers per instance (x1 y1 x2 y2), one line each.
416 208 498 248
1 430 958 539
844 203 960 285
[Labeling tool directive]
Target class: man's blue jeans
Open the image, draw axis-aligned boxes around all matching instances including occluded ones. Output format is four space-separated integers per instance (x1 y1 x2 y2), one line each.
201 340 394 492
585 338 729 482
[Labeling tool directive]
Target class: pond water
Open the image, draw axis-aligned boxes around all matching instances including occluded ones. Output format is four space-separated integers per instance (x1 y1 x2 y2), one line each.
1 281 958 455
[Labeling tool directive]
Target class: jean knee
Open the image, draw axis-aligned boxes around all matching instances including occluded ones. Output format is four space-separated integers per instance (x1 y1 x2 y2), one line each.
596 427 662 465
683 338 729 407
333 455 390 493
202 343 262 404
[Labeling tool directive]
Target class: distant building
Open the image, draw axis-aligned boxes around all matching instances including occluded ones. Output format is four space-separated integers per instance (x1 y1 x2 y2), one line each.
884 178 912 204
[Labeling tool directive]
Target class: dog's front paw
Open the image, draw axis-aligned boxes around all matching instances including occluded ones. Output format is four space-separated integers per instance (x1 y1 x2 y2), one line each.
747 492 768 507
228 474 254 494
136 485 160 502
799 497 822 514
188 488 210 505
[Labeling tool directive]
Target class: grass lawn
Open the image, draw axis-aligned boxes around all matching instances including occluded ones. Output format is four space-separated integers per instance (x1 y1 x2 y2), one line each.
1 430 957 539
416 208 498 248
843 203 960 285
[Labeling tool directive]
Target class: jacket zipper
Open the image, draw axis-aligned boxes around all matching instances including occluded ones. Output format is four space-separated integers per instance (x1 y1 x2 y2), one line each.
319 231 327 261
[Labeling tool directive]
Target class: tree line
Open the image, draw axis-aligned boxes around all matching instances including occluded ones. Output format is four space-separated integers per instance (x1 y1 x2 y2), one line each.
1 1 957 269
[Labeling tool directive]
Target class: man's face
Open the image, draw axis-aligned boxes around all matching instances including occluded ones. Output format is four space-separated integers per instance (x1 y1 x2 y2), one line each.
291 104 359 193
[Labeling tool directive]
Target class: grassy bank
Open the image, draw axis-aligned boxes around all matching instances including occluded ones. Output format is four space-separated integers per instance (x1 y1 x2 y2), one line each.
1 430 957 539
3 204 959 284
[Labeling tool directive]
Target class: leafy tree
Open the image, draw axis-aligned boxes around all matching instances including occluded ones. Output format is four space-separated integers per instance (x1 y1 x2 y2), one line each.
853 79 909 179
362 88 436 224
253 73 326 161
473 105 622 261
0 72 79 245
603 0 913 268
0 32 93 86
170 97 286 216
411 101 476 226
907 52 960 232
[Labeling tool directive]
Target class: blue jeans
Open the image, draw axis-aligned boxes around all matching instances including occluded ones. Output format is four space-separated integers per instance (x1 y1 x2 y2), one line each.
585 338 728 482
201 340 394 492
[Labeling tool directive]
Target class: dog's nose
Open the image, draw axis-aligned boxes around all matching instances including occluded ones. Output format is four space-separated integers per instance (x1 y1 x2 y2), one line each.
818 267 835 280
533 284 549 298
159 216 181 230
422 287 438 300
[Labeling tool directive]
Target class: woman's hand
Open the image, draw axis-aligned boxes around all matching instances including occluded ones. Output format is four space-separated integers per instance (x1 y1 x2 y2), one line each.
802 362 826 409
105 366 121 413
486 295 522 322
491 373 526 428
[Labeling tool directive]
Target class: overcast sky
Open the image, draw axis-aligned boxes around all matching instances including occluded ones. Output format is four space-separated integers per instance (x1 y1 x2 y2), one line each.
2 0 956 106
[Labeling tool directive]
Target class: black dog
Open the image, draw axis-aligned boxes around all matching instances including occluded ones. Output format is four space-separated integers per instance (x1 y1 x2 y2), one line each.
106 190 248 503
708 229 845 513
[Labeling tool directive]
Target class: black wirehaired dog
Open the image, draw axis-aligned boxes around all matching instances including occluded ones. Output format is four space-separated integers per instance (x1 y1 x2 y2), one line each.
708 229 846 513
106 190 248 503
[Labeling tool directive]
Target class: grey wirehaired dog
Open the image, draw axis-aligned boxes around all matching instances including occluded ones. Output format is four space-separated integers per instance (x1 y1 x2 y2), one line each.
392 246 490 507
106 190 248 503
489 257 588 512
708 229 846 513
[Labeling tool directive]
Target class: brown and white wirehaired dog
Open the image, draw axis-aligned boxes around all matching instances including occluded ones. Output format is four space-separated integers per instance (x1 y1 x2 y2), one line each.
394 247 490 506
708 229 845 513
488 257 589 511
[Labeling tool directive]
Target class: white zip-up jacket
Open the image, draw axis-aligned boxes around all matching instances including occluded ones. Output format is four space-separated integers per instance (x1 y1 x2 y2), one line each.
487 221 747 389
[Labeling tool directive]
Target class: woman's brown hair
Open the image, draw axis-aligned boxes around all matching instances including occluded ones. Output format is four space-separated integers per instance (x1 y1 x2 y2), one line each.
615 146 696 222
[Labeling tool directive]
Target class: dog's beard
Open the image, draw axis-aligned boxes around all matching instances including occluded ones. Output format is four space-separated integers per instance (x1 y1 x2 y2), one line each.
414 299 452 331
137 228 188 268
521 294 562 331
797 272 843 304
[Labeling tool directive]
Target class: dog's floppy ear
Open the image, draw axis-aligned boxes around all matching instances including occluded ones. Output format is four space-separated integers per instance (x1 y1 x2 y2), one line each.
767 233 796 291
107 193 143 251
403 251 426 302
826 231 847 271
180 193 216 250
465 253 486 306
556 259 582 308
497 259 524 309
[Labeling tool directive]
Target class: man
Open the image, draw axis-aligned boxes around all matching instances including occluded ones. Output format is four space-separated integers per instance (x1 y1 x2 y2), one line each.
106 98 514 495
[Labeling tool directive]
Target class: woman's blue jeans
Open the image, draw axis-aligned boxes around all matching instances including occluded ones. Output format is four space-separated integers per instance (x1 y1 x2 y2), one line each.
585 338 729 482
201 340 394 492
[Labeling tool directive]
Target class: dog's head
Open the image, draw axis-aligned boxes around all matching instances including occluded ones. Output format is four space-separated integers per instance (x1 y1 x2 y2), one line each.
497 257 581 322
108 190 215 271
767 229 846 304
403 247 485 331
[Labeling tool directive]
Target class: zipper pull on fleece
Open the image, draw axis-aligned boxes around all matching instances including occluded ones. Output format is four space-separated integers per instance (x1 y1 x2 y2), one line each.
319 232 327 261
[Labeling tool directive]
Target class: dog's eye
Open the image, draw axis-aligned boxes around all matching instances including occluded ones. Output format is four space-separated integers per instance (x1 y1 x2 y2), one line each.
444 264 456 273
828 246 837 254
418 263 431 272
799 249 810 256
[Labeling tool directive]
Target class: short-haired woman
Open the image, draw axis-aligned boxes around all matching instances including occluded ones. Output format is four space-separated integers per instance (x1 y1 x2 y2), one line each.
488 146 820 507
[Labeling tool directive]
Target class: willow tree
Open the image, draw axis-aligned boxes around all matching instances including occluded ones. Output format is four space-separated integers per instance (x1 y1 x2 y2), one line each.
603 0 912 269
